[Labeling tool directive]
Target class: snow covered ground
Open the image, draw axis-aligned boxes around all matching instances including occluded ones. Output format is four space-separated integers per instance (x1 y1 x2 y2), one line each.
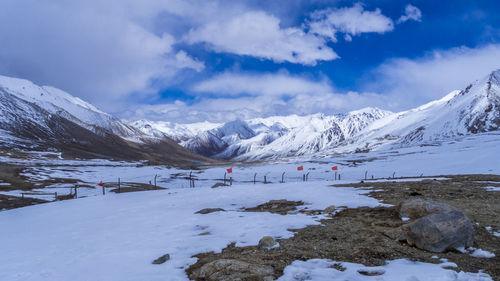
278 258 492 281
0 131 498 280
1 131 499 200
0 182 384 281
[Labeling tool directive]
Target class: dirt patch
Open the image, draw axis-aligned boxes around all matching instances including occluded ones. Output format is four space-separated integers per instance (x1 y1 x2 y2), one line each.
187 175 500 280
244 199 304 215
0 194 48 211
0 163 35 190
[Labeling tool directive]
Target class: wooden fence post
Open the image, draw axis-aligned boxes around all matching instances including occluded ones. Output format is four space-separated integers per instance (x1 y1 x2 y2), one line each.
365 171 368 180
118 178 121 193
224 172 227 185
230 177 232 186
335 171 337 181
75 184 78 199
306 172 310 182
154 174 157 189
281 172 285 183
54 192 58 201
102 184 105 195
254 173 257 184
264 175 267 184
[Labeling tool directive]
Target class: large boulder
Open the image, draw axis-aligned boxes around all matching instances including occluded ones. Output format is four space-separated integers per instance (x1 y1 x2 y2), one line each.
399 199 456 219
258 236 278 249
193 259 274 281
398 199 474 253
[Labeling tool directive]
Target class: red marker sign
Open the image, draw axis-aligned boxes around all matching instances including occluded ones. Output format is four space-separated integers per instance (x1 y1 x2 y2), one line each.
226 168 233 174
297 165 304 171
97 181 103 186
331 166 338 171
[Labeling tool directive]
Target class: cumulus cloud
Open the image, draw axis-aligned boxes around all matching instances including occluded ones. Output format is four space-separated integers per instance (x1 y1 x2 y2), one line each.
185 11 338 65
0 0 204 106
124 90 391 123
308 3 394 42
397 4 422 23
125 71 391 122
172 51 205 72
362 44 500 109
192 72 333 96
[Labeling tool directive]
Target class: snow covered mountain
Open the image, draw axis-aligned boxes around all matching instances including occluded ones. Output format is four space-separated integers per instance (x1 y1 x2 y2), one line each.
133 69 500 160
134 107 393 160
0 75 141 139
343 69 500 152
0 75 209 164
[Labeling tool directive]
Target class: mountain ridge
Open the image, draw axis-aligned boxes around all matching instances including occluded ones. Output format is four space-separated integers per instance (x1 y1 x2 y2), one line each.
133 69 500 160
0 75 211 165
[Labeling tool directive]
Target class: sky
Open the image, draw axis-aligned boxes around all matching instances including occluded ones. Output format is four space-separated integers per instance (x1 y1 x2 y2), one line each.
0 0 499 123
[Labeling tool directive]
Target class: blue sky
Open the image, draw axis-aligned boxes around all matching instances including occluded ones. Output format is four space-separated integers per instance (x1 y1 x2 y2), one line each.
1 0 499 122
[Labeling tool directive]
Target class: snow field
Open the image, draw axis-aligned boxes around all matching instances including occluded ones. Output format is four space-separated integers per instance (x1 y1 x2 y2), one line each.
277 258 493 281
0 182 384 281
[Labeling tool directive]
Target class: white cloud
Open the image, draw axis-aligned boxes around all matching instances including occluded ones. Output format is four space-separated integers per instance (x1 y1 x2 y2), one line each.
192 72 333 96
308 3 394 42
124 90 392 123
172 50 205 72
0 0 205 106
397 4 422 24
125 71 392 122
362 44 500 110
185 11 338 65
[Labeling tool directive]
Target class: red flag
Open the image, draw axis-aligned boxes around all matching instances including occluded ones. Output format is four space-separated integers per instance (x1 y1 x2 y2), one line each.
97 181 103 186
297 165 304 171
226 168 232 174
331 166 338 171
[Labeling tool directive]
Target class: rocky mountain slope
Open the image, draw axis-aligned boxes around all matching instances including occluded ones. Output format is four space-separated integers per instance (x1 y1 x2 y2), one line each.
0 75 209 164
134 69 500 160
134 107 393 160
342 69 500 152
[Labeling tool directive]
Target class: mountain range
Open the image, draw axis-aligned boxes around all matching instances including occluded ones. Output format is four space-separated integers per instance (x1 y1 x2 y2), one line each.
1 70 499 162
0 75 209 165
133 69 500 160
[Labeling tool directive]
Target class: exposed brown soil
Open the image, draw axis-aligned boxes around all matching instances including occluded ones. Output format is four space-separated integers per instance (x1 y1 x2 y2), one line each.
0 194 48 211
186 174 500 280
243 199 304 215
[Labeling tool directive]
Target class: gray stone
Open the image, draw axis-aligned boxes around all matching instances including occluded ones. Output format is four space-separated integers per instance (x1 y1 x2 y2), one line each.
402 210 474 253
399 199 456 219
152 254 170 264
196 259 274 280
323 205 335 214
258 236 277 249
195 208 225 214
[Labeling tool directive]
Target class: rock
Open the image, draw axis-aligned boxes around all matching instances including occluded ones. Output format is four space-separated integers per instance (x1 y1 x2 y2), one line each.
195 259 274 280
397 199 474 252
399 199 456 219
258 236 277 249
152 254 170 264
323 205 335 214
211 183 229 188
195 208 225 214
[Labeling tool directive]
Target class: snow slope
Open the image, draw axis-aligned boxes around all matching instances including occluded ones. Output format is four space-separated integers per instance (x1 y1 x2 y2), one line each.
0 75 141 139
345 69 500 152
